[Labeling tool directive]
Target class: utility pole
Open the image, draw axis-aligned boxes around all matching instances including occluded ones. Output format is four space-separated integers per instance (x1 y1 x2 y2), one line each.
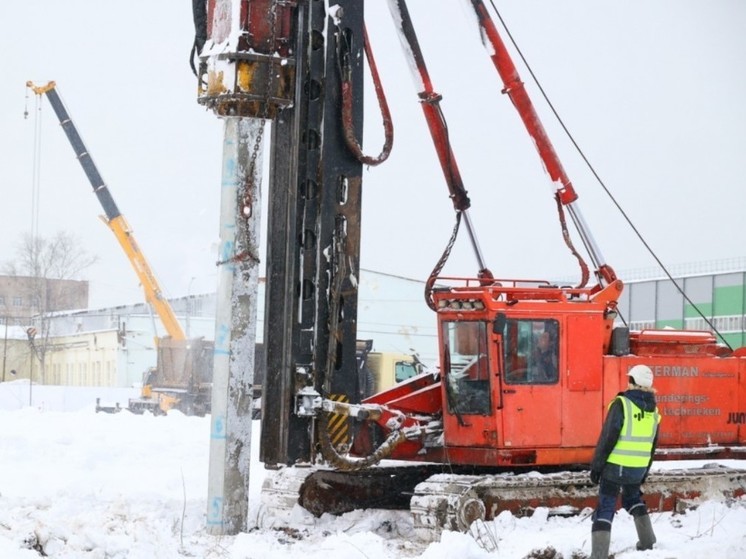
2 316 8 382
27 326 37 406
186 277 196 338
28 347 33 406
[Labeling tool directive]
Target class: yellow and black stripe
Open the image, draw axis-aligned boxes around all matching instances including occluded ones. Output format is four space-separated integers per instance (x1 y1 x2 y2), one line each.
326 394 350 450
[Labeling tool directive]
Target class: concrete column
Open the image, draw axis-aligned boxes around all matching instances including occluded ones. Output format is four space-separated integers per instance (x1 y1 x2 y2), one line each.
206 117 263 535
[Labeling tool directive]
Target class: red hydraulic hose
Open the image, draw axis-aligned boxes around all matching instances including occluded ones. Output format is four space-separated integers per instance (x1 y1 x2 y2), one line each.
340 24 394 166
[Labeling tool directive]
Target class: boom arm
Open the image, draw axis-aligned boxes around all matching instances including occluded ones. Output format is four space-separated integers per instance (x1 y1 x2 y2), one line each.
27 81 186 341
387 0 490 276
464 1 616 284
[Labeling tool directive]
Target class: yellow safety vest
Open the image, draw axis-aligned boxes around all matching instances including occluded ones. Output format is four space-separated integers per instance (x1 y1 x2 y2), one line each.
607 395 660 468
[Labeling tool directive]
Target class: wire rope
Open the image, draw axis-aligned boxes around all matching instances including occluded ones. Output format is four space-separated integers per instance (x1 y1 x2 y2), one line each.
486 1 730 348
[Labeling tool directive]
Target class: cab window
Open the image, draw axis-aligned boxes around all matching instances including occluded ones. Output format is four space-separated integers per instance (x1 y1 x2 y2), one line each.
502 319 559 385
442 321 491 415
395 361 418 383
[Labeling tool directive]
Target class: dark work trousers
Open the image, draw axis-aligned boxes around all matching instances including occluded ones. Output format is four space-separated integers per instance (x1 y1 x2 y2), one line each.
592 463 648 531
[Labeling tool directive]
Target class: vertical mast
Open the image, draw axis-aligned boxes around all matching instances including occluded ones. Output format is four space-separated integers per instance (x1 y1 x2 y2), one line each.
261 0 366 467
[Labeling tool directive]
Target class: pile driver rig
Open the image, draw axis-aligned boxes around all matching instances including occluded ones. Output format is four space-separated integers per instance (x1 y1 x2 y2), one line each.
194 0 746 539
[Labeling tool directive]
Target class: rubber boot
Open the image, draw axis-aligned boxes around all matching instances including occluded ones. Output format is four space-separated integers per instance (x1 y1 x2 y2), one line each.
590 530 611 559
634 513 656 550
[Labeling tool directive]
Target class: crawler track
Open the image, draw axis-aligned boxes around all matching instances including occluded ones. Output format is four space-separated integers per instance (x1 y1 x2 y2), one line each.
260 464 746 540
410 465 746 540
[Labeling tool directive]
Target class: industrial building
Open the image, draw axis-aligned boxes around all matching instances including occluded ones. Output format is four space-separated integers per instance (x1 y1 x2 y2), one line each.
2 260 744 389
1 270 437 388
617 258 746 348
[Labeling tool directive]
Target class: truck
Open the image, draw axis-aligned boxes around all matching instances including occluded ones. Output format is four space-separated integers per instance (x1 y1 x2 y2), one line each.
357 339 422 399
194 0 746 539
27 81 213 416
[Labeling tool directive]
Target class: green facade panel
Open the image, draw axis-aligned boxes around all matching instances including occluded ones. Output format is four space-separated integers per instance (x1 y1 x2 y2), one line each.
625 269 745 350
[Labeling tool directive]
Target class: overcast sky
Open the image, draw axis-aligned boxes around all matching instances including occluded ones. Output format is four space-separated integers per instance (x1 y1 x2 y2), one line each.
2 1 745 309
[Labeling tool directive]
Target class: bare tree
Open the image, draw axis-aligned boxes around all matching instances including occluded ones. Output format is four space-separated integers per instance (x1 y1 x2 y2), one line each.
3 231 98 383
5 231 98 280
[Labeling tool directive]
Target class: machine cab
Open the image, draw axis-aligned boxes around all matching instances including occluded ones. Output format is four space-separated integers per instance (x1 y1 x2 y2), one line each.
433 278 620 467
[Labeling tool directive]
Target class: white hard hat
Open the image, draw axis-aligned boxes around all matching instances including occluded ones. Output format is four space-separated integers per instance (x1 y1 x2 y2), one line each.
628 364 654 388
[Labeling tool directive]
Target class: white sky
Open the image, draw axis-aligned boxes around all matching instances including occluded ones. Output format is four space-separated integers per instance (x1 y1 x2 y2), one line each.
2 1 745 309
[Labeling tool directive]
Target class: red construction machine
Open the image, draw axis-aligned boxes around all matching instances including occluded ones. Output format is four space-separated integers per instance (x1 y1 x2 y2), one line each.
195 0 746 540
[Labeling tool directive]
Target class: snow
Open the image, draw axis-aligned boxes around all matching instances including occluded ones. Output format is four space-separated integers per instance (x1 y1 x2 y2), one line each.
1 388 745 558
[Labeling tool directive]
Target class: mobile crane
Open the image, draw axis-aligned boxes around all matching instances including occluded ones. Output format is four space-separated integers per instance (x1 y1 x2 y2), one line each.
195 0 746 540
27 81 213 416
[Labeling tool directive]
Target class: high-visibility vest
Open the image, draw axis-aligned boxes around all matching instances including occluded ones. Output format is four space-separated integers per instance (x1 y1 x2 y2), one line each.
607 395 660 468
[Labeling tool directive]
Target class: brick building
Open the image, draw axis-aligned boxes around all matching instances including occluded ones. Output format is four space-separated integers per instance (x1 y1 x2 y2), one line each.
0 275 89 324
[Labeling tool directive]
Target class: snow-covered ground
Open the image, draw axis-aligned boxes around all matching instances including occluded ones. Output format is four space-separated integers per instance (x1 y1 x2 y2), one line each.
1 387 745 558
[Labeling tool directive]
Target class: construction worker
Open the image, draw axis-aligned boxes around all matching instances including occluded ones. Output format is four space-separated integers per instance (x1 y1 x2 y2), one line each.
589 364 660 559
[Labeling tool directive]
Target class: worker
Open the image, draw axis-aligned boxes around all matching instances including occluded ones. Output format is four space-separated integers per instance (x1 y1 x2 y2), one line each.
589 364 660 559
532 330 557 381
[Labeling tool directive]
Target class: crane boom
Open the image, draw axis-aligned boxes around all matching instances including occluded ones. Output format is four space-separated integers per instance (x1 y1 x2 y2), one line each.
27 81 186 341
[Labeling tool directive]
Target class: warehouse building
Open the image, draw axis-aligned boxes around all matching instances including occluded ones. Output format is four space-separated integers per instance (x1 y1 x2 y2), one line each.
617 258 746 348
2 260 744 389
1 270 438 388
